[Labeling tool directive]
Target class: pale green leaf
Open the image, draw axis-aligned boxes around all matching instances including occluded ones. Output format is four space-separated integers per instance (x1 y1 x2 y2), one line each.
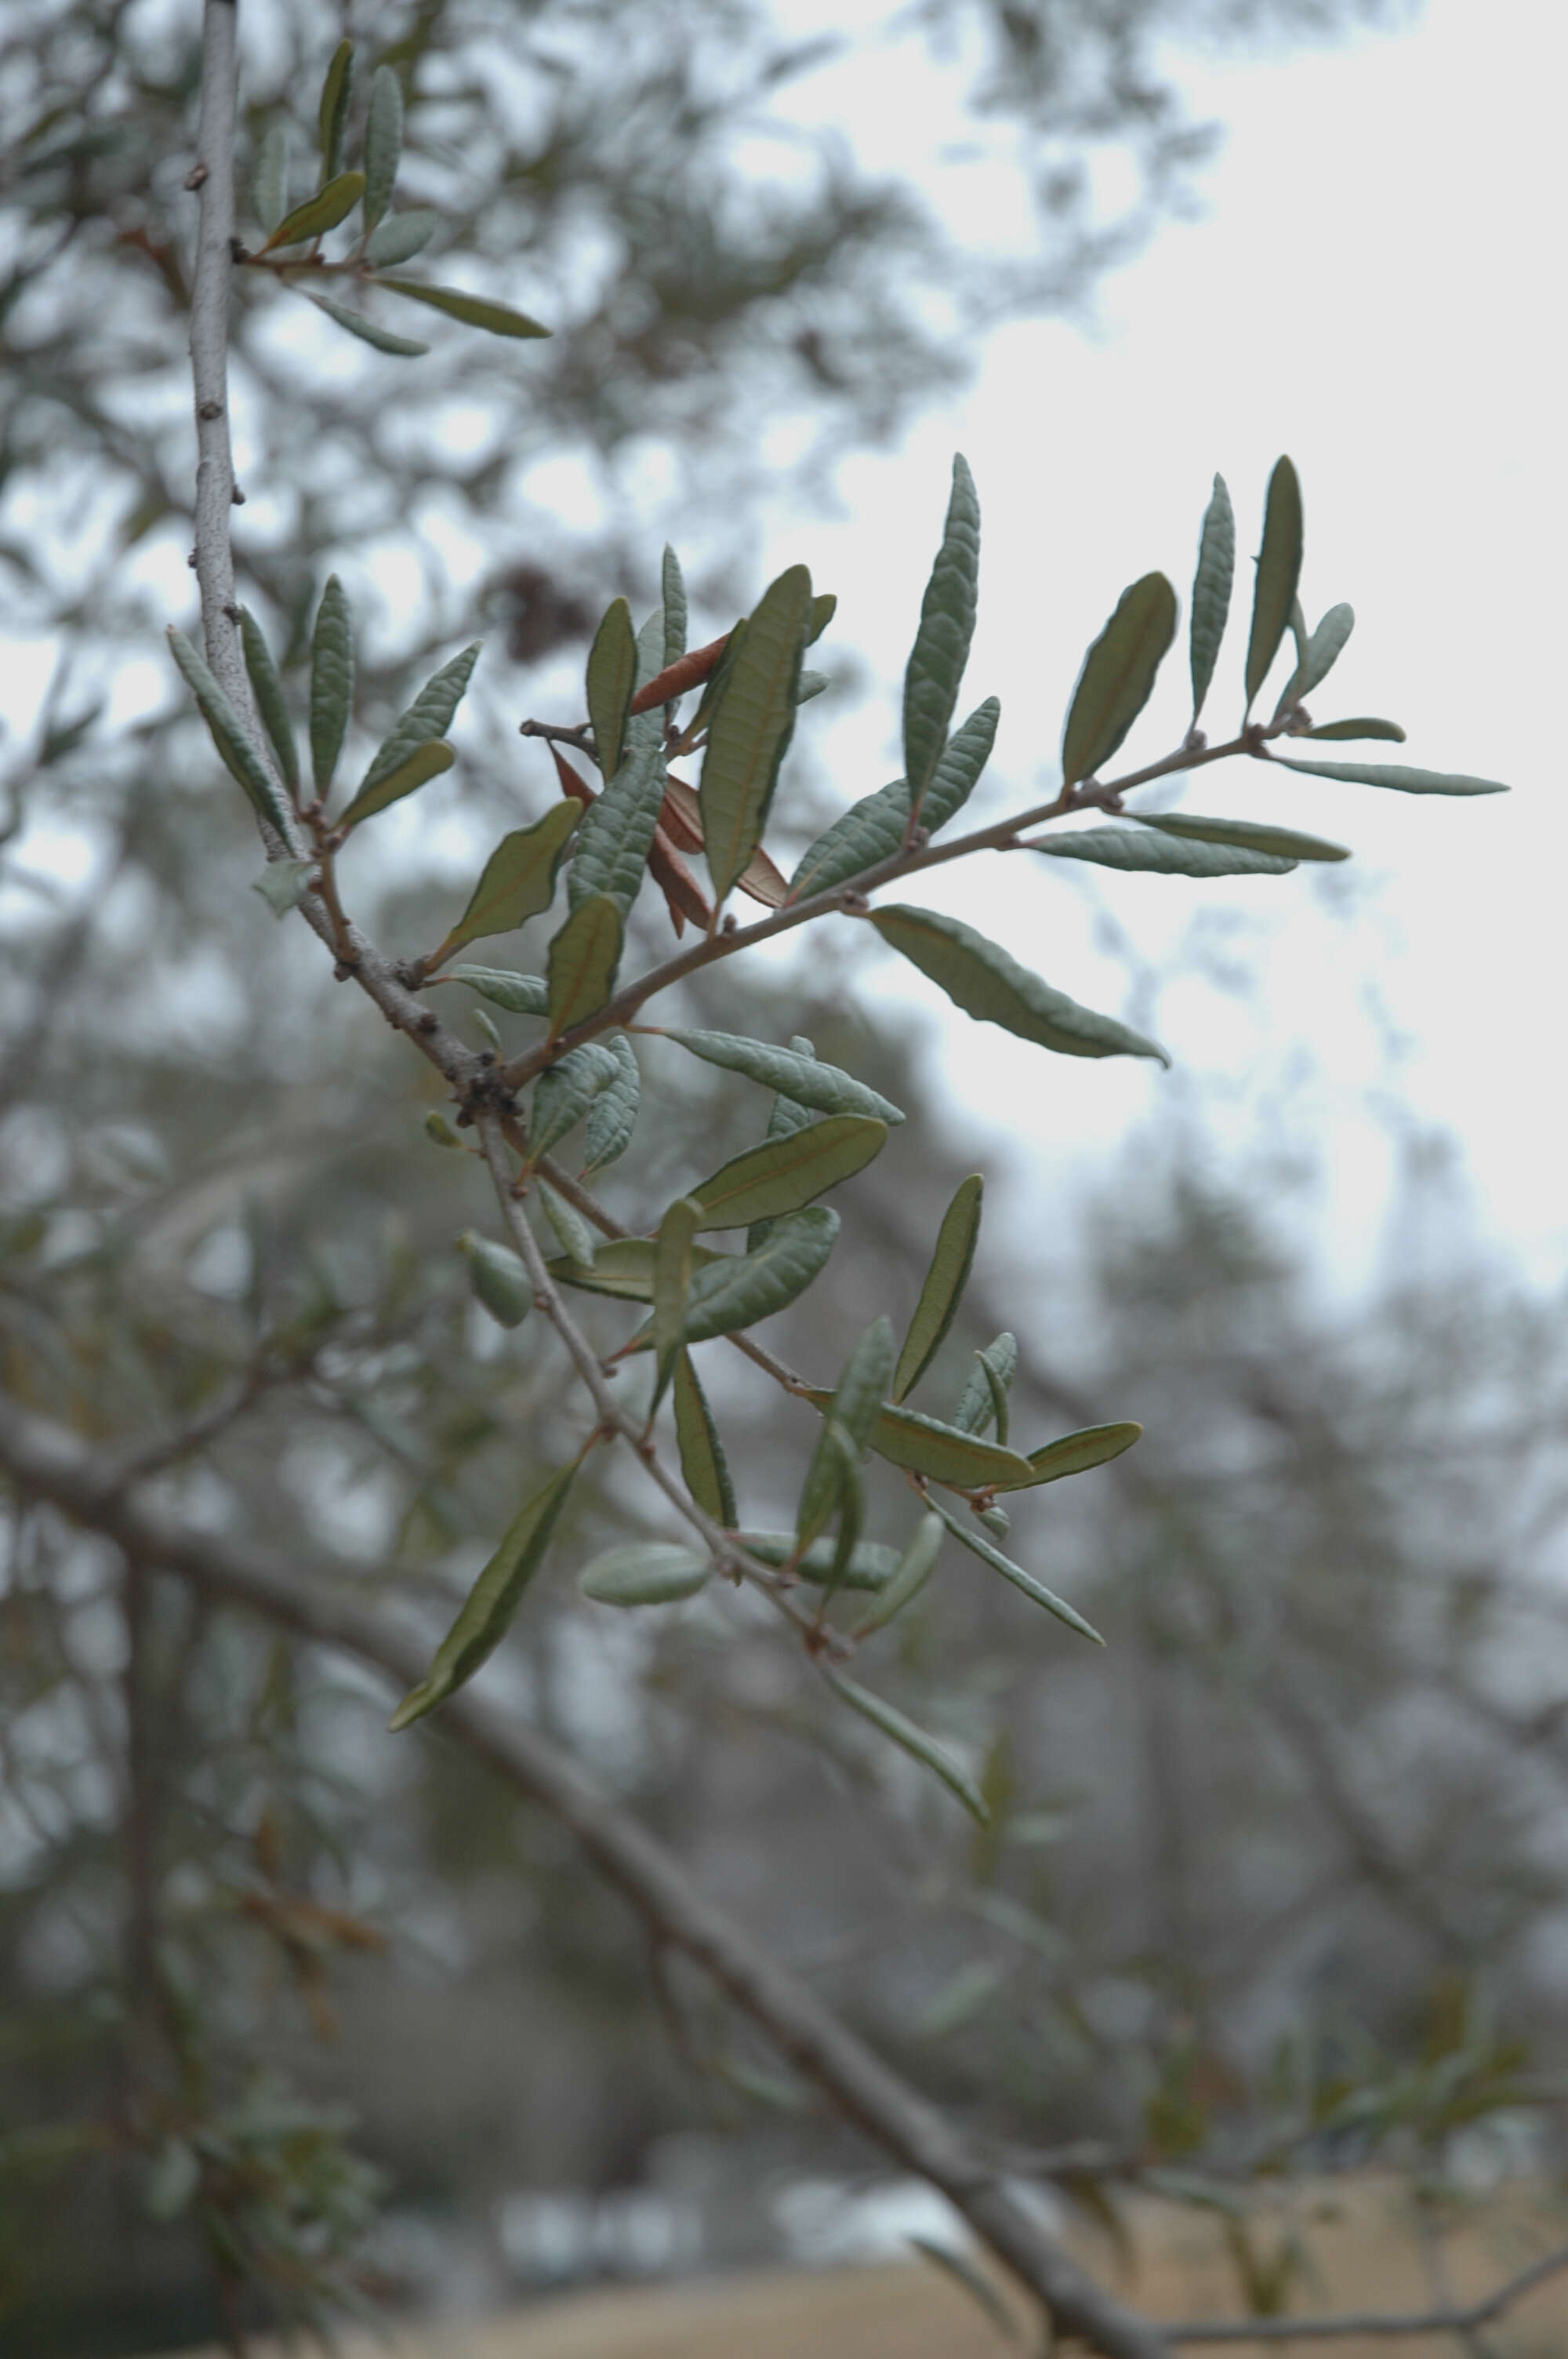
309 575 354 796
363 207 439 267
893 1174 982 1403
1302 718 1406 742
430 801 580 961
927 1496 1104 1643
1269 756 1510 797
585 596 636 783
537 1182 597 1270
952 1332 1018 1438
569 733 666 915
238 609 299 795
259 170 364 253
992 1419 1143 1492
304 293 429 355
1137 811 1348 862
1281 601 1354 709
662 545 688 668
546 1236 724 1303
528 1040 621 1161
786 699 998 902
252 123 288 235
166 629 292 836
355 641 479 801
317 38 353 180
803 1390 1034 1489
699 562 812 901
678 1205 839 1343
1031 827 1295 878
545 892 623 1034
689 1116 887 1231
377 278 550 338
459 1231 531 1329
652 1195 702 1408
822 1668 989 1823
580 1543 709 1608
657 1028 903 1124
583 1032 639 1173
442 965 549 1015
903 453 980 816
1062 572 1178 787
797 1317 896 1558
1245 456 1304 711
361 66 403 233
388 1463 576 1728
251 858 317 919
674 1350 737 1528
869 904 1168 1064
855 1512 944 1635
738 1530 902 1591
1189 472 1234 724
339 737 453 828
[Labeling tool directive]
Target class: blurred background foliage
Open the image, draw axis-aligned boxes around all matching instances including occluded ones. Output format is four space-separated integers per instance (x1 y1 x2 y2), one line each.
10 0 1568 2353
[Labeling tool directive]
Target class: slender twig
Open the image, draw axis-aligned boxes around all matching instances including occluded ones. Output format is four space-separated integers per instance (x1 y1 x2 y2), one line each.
1163 2234 1568 2343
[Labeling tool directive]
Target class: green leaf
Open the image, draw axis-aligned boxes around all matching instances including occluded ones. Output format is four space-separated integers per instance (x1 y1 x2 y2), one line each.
1302 717 1405 742
678 1206 838 1343
1245 456 1304 711
166 629 292 837
1282 601 1354 708
652 1196 701 1412
786 699 998 903
238 609 299 796
1136 811 1348 862
1061 572 1178 788
354 641 479 802
797 1317 896 1559
546 1237 725 1303
657 1029 903 1124
442 965 549 1016
363 207 439 267
580 1543 710 1608
992 1420 1143 1492
388 1463 576 1728
309 575 354 797
807 591 837 645
304 293 429 355
545 892 623 1034
317 38 353 180
699 562 813 901
459 1231 531 1329
470 1004 503 1054
927 1496 1104 1642
145 2138 201 2224
856 1512 944 1634
251 858 317 919
377 278 550 338
569 733 666 915
952 1332 1018 1438
1269 756 1510 797
528 1041 621 1161
869 905 1168 1065
585 597 636 783
537 1181 597 1270
361 66 404 234
903 453 980 817
804 1390 1033 1489
673 1350 738 1528
661 545 688 669
738 1530 902 1590
821 1669 989 1823
1031 827 1296 878
689 1117 887 1232
431 802 580 961
259 170 365 253
634 606 665 692
687 616 746 739
1189 472 1234 724
796 670 830 706
252 124 289 235
339 737 453 828
583 1032 639 1174
893 1175 982 1403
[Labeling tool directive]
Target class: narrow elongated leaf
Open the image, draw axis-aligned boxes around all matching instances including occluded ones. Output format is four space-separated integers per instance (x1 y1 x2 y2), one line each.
546 893 622 1034
894 1175 982 1403
528 1041 620 1161
1032 827 1295 878
547 1237 725 1302
661 545 688 668
927 1496 1104 1643
252 123 288 234
1303 717 1405 742
260 171 365 253
953 1332 1018 1437
687 617 746 738
904 453 980 815
569 733 666 914
239 609 299 797
1245 457 1304 710
538 1183 596 1272
361 66 404 233
355 642 480 801
305 292 429 354
804 1390 1033 1488
797 1318 896 1556
807 591 837 645
583 1032 639 1173
166 630 292 836
430 801 580 961
388 1464 576 1728
795 1420 863 1586
679 1206 838 1343
443 965 549 1015
585 596 635 782
739 1531 901 1590
339 737 453 827
856 1513 944 1635
1281 601 1354 708
634 606 665 692
869 905 1168 1065
1189 473 1234 723
993 1420 1143 1492
673 1350 737 1528
581 1543 710 1607
920 696 1000 832
747 1036 815 1253
1269 756 1510 797
690 1116 887 1231
658 1029 903 1124
1138 811 1348 862
378 278 550 338
1062 572 1178 788
699 562 812 901
459 1232 531 1329
364 208 439 267
822 1669 988 1823
252 859 317 919
786 698 999 902
307 576 352 801
652 1195 702 1410
909 2239 1022 2343
318 38 353 180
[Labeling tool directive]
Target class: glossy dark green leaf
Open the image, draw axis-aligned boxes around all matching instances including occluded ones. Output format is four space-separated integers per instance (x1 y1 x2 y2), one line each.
585 596 635 783
459 1231 531 1329
689 1116 887 1231
699 562 812 901
354 641 479 805
339 737 453 828
678 1206 838 1343
904 453 980 817
388 1463 576 1728
893 1175 982 1404
545 892 623 1034
822 1668 988 1823
443 965 549 1016
1061 572 1178 789
546 1236 725 1303
528 1041 621 1161
364 207 439 267
377 278 550 338
251 858 317 919
855 1513 944 1635
166 629 292 836
1137 811 1348 862
1281 601 1354 709
929 1497 1103 1643
583 1032 639 1174
952 1332 1018 1438
361 66 404 233
305 292 429 355
317 38 353 180
1269 756 1510 797
238 609 299 797
1032 827 1295 878
661 545 688 669
580 1543 710 1607
1245 457 1304 711
657 1029 903 1124
869 905 1168 1065
1189 473 1234 724
537 1181 597 1270
569 734 666 915
738 1530 901 1590
252 123 288 235
673 1350 738 1528
992 1420 1143 1492
260 170 365 253
430 802 580 962
1302 718 1406 742
797 1318 895 1561
786 699 999 903
309 575 354 798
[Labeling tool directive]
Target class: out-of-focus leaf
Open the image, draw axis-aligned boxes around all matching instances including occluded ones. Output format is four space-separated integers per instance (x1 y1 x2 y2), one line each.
869 905 1168 1065
822 1669 989 1823
893 1174 982 1403
903 453 980 817
657 1028 902 1123
362 66 404 233
145 2139 201 2224
585 596 636 783
952 1332 1018 1437
583 1032 639 1173
1062 572 1178 787
689 1117 887 1231
251 858 317 919
1269 756 1510 797
252 124 288 235
166 629 292 836
354 642 479 804
259 171 365 253
992 1420 1143 1492
786 699 998 902
673 1350 738 1528
1302 718 1406 742
678 1206 838 1343
443 965 549 1015
580 1543 710 1607
339 738 453 828
856 1512 944 1634
304 293 430 355
317 38 353 180
239 609 299 796
797 1318 895 1561
459 1231 532 1329
928 1496 1104 1643
1189 473 1234 724
528 1041 621 1161
545 892 623 1034
363 207 439 267
310 574 354 797
909 2238 1020 2342
1031 827 1295 878
1281 601 1354 707
662 544 688 668
388 1464 576 1728
738 1530 901 1590
1245 457 1304 711
569 734 666 915
430 802 580 961
1137 812 1348 862
378 278 550 338
537 1182 596 1270
803 1390 1033 1488
699 562 812 901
